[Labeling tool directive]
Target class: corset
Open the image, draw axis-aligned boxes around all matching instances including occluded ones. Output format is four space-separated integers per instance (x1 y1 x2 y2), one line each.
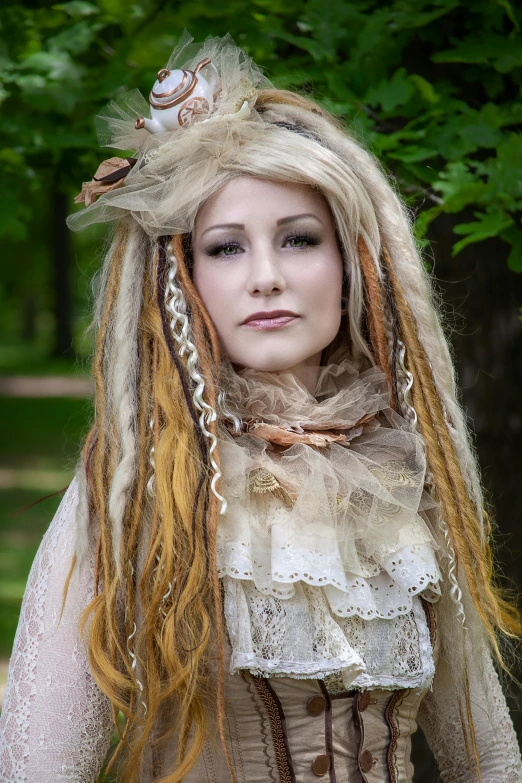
144 599 437 783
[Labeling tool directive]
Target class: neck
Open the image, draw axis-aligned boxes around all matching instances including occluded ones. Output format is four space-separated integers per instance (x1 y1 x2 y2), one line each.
231 350 324 394
280 350 323 393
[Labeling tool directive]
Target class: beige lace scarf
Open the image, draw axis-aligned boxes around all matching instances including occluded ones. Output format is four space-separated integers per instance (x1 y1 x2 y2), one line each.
216 351 441 689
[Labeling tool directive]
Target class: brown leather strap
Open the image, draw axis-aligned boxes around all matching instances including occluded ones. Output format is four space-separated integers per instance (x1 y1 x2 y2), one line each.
421 597 437 648
318 680 338 783
352 691 369 783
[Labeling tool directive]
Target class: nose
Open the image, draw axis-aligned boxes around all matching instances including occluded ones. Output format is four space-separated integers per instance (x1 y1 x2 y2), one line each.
247 247 286 297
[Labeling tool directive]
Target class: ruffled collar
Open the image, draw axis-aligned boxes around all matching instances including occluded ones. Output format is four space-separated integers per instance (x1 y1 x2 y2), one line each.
221 350 390 439
216 352 441 689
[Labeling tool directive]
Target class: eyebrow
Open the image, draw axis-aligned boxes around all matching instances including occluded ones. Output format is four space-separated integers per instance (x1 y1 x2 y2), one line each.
200 213 323 237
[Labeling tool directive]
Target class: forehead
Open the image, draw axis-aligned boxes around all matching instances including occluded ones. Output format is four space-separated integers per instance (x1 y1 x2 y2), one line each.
194 176 331 229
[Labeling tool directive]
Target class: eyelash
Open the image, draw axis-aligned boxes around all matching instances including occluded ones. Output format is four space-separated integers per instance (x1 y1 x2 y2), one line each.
205 232 321 257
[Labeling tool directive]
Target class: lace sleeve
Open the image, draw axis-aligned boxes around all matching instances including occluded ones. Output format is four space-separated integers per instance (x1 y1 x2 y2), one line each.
0 479 113 783
418 650 522 783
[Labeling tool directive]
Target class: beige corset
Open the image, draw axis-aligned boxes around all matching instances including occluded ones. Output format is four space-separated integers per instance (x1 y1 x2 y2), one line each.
148 602 437 783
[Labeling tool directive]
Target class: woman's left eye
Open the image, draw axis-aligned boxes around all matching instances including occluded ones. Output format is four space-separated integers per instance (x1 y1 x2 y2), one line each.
284 234 320 249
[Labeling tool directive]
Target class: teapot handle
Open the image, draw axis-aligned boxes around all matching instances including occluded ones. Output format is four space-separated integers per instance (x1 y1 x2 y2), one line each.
195 58 219 96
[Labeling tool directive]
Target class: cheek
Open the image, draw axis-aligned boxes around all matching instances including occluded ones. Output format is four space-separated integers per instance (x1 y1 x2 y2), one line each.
298 254 344 306
193 262 236 332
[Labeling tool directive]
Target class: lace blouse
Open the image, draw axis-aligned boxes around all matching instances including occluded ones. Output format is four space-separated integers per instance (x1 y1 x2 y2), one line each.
0 356 521 780
0 480 520 782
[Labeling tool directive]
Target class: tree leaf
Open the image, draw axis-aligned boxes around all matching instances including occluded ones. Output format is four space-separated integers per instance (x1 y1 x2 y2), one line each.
389 146 438 163
432 34 522 73
433 161 476 199
48 21 101 54
19 50 82 81
452 209 514 255
484 133 522 200
415 205 443 237
366 68 414 112
410 74 440 103
53 1 100 17
501 225 522 272
496 0 520 31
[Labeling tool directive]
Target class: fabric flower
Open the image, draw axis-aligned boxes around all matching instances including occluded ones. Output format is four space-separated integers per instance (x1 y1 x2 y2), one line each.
74 157 136 207
244 419 372 447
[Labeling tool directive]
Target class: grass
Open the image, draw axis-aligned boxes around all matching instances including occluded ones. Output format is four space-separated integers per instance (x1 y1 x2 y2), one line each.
0 343 88 376
0 396 92 657
0 397 93 470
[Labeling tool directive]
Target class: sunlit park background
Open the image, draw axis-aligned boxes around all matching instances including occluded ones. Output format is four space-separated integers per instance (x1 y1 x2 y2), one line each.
1 0 522 778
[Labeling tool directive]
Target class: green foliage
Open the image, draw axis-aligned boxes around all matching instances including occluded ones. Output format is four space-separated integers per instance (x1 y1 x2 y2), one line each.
1 0 521 354
270 0 522 267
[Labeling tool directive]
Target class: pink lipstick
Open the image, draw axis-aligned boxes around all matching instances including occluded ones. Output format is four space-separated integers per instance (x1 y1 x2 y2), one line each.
242 310 299 330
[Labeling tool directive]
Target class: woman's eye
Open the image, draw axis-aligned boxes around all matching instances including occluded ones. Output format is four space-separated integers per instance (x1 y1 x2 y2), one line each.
222 244 239 256
284 233 320 249
206 241 242 257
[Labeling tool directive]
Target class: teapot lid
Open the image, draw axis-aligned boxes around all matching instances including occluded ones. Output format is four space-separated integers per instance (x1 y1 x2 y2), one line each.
149 58 212 110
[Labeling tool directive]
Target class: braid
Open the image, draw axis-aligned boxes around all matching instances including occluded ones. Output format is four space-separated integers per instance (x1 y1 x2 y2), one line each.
82 226 139 739
380 260 401 413
169 236 236 783
108 223 144 577
357 235 395 403
174 234 221 365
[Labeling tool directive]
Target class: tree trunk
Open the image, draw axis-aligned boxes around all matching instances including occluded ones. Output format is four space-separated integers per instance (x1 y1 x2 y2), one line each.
412 215 522 782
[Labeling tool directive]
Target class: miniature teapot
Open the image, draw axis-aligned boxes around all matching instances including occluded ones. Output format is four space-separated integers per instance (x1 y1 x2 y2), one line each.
135 58 219 134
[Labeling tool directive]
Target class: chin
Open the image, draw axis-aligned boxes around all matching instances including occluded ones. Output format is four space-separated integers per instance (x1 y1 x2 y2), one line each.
231 348 315 374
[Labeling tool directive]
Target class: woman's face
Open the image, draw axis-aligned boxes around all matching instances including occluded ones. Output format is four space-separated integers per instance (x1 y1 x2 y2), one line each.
192 177 344 385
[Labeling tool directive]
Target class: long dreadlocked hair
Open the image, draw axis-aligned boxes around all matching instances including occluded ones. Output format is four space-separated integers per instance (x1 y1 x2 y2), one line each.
71 89 521 782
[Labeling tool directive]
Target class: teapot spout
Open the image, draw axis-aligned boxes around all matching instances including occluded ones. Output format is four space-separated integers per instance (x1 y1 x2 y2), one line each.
135 116 165 134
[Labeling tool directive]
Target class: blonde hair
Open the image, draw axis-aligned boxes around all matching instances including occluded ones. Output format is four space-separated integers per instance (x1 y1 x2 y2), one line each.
71 88 520 782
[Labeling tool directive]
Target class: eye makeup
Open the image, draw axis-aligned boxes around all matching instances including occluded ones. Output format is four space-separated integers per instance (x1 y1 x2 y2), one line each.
204 239 243 257
204 231 322 258
281 231 321 249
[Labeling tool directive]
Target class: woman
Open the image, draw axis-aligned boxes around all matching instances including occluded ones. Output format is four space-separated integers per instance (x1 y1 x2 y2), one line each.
0 33 520 783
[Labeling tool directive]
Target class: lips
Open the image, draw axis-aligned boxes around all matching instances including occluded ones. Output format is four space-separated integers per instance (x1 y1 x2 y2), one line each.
242 310 298 325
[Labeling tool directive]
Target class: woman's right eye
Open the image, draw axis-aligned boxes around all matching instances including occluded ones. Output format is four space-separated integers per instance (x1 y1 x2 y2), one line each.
221 244 240 256
206 241 243 257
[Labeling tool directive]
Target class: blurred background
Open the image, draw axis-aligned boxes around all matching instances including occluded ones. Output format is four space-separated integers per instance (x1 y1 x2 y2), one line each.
1 1 521 778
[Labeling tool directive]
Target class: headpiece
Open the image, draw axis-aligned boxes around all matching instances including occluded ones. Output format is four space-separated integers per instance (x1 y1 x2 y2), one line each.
69 32 272 233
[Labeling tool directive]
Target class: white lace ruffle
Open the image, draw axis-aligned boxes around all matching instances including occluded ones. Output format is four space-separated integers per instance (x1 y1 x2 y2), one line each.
216 479 441 621
218 527 440 621
224 577 436 690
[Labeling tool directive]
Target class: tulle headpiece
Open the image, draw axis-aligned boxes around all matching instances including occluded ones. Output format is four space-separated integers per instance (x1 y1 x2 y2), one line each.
68 32 272 233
